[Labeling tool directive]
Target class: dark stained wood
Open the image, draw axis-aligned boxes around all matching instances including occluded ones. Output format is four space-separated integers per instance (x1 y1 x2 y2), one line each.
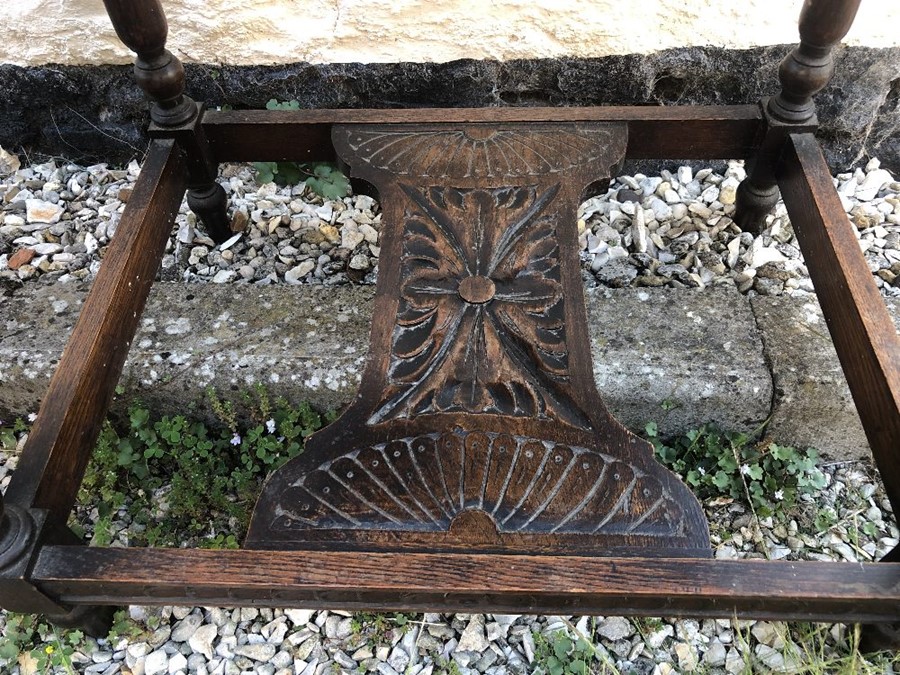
735 0 860 234
5 0 898 638
734 166 781 233
861 545 900 651
32 547 900 623
151 109 233 243
201 106 763 163
102 0 168 57
0 506 68 615
777 133 900 518
203 104 761 125
736 0 861 232
4 141 186 523
769 0 862 124
734 106 817 234
102 0 195 126
0 504 114 636
185 182 230 242
247 122 709 555
0 499 115 631
105 1 230 242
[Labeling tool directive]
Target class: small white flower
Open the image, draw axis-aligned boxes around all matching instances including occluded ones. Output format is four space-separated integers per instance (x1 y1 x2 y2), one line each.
266 418 276 434
230 433 241 446
774 489 784 501
740 464 751 476
27 413 37 422
697 466 706 476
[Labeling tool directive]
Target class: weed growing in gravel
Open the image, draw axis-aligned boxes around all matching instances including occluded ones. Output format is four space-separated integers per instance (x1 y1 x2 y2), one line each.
252 99 351 199
813 505 839 532
74 386 333 548
533 630 593 674
0 609 156 672
533 626 617 675
646 422 827 519
104 609 150 643
433 657 464 675
784 623 900 673
0 613 87 674
0 416 27 451
350 612 412 644
727 620 900 674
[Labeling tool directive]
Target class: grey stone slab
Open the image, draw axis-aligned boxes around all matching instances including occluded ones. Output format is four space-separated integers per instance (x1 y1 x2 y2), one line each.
750 294 900 461
0 284 85 420
0 282 373 424
1 282 771 439
124 283 374 416
586 285 771 437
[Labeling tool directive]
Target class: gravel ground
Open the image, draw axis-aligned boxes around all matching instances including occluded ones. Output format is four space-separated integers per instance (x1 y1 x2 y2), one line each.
0 452 896 675
1 148 899 297
1 148 899 674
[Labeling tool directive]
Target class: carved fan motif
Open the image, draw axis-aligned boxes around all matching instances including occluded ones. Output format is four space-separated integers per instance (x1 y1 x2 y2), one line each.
341 126 621 178
271 431 688 538
370 184 588 427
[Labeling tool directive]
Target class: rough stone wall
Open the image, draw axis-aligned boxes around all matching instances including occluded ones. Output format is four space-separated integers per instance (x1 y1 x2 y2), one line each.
4 0 898 66
2 2 898 173
2 46 898 174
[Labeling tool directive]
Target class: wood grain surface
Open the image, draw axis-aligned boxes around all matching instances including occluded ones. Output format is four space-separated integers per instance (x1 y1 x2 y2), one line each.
5 141 187 523
33 547 900 623
202 106 762 163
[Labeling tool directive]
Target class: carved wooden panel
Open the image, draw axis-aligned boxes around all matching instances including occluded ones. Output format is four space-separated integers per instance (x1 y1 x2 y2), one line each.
248 122 710 556
270 431 690 537
371 183 587 428
338 126 626 178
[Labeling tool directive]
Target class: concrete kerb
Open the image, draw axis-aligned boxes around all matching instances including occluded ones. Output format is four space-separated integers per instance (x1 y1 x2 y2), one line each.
1 281 897 461
751 293 900 461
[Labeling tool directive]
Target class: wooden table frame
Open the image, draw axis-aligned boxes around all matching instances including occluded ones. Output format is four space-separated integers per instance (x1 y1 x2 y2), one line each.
1 0 898 650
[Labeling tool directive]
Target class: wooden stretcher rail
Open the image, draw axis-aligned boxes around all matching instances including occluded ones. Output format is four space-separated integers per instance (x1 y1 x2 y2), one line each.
200 105 764 163
33 547 900 623
4 140 187 524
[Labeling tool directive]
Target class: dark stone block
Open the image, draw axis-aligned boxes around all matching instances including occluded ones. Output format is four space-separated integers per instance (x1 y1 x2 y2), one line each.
1 45 898 173
823 47 900 172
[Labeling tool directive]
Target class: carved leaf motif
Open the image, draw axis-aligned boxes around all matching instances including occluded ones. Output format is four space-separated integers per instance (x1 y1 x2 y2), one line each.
369 185 587 427
341 126 620 178
270 431 689 538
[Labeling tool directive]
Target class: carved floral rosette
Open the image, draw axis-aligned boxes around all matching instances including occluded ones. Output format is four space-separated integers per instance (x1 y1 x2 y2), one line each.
247 123 710 555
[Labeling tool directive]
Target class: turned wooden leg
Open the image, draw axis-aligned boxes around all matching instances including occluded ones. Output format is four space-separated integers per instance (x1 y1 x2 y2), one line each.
735 0 861 234
188 182 231 242
735 177 779 233
103 0 233 243
0 494 113 635
102 0 195 127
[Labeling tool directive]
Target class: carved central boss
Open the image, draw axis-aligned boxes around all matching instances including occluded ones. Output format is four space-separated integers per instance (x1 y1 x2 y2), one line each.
248 123 710 556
